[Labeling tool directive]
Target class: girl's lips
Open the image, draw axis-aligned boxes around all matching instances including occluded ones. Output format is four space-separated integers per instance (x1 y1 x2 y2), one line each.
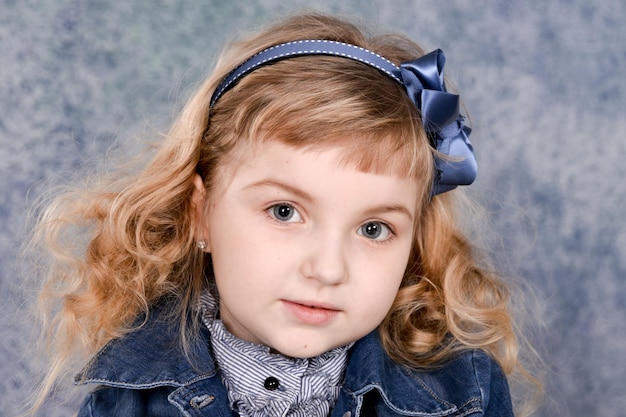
281 300 340 325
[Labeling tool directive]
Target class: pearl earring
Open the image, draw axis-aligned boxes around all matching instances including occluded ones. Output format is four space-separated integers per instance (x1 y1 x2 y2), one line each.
197 240 207 250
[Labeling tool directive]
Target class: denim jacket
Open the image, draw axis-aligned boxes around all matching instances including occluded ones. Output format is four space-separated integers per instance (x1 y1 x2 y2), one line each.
75 306 514 417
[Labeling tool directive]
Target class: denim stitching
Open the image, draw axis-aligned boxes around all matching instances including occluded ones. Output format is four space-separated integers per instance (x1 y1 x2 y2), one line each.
77 370 219 390
458 406 483 417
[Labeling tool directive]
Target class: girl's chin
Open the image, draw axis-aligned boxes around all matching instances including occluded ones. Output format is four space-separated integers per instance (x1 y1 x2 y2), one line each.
266 337 349 359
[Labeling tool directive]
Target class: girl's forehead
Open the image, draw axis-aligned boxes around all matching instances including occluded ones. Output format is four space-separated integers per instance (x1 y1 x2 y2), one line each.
231 134 427 180
212 140 423 203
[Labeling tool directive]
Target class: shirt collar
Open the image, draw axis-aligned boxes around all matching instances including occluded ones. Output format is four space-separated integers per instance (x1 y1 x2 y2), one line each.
200 290 349 417
208 319 348 417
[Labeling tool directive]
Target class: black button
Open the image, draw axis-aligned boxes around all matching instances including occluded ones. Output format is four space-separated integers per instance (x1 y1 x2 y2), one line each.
264 376 280 390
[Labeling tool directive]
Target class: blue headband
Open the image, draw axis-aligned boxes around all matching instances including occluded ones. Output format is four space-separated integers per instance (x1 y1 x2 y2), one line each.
209 40 477 196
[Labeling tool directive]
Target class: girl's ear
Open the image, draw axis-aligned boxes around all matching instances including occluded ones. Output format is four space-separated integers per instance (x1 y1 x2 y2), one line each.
191 174 211 252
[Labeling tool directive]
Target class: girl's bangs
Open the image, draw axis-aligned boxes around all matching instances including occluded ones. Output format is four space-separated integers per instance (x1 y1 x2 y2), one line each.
210 57 435 185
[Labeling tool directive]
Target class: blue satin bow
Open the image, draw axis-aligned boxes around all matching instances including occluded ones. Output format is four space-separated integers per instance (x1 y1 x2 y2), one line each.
209 41 477 196
397 50 477 195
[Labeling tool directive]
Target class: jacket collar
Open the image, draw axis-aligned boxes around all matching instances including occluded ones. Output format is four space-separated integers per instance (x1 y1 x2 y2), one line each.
75 306 218 388
342 332 462 415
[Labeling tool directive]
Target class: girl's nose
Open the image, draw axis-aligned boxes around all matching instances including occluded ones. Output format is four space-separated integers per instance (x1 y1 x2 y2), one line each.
300 234 348 285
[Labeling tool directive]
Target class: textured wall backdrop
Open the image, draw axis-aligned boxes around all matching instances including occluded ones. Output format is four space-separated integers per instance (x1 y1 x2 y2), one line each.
1 1 624 416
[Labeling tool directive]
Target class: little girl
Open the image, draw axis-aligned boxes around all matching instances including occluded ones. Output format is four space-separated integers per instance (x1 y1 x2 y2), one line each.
30 12 535 417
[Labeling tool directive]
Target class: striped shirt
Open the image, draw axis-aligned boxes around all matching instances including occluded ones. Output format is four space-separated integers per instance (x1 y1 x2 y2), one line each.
200 292 349 417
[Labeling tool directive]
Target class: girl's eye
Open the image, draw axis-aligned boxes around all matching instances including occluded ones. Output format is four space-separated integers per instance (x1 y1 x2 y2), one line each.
358 221 392 241
268 203 302 223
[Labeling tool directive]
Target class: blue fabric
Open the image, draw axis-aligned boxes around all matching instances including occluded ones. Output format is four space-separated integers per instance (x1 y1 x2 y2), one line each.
209 40 402 107
74 303 514 416
209 40 477 196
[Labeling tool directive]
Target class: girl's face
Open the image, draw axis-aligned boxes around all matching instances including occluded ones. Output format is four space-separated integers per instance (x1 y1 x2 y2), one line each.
194 140 419 358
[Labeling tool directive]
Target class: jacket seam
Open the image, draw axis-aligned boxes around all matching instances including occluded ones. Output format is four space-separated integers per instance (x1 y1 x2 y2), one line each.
85 392 95 417
458 406 483 417
78 377 184 390
404 368 456 410
470 350 487 413
78 369 219 391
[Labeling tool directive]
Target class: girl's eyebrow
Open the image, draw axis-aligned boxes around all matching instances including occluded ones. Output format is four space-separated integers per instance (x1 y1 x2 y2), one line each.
244 179 414 222
243 179 314 203
362 205 414 222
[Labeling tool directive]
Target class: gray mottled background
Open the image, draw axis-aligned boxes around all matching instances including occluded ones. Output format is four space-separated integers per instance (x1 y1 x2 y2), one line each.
1 0 624 416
